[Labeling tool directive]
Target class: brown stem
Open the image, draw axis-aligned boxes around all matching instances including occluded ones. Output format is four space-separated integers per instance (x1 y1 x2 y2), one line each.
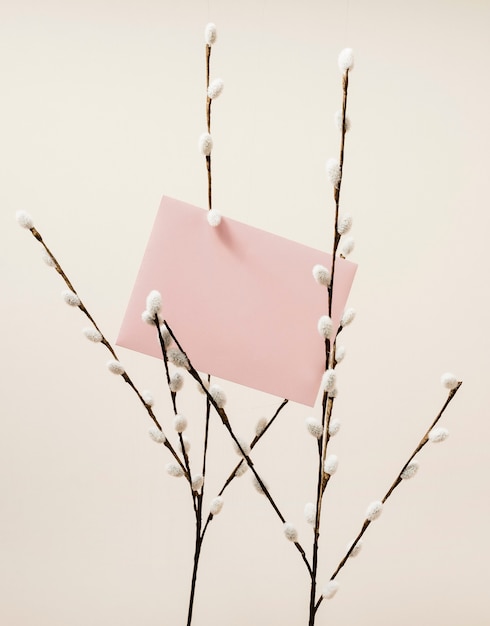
314 382 463 615
205 44 213 211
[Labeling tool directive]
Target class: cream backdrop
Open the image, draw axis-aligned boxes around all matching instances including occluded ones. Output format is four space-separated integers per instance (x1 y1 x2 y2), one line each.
2 1 488 625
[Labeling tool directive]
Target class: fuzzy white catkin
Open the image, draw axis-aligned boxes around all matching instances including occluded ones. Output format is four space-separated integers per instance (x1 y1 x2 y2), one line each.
441 372 459 390
148 428 166 444
306 417 323 440
317 315 333 339
348 540 363 557
209 384 226 408
235 460 248 477
16 210 34 229
62 290 80 307
304 502 316 525
322 369 337 392
326 158 341 188
205 22 217 46
328 419 341 436
335 346 346 362
341 308 356 327
324 454 339 475
328 387 339 399
255 416 267 437
82 327 102 342
207 78 224 99
366 500 383 521
337 215 353 235
322 580 339 600
312 264 331 287
174 414 187 433
42 250 55 267
401 461 419 479
142 390 154 407
166 463 184 478
334 110 351 132
207 209 222 227
340 236 355 257
233 436 251 457
199 132 213 156
429 427 449 443
141 310 154 325
210 496 224 515
167 348 189 369
169 372 184 393
192 474 204 492
107 360 125 375
283 523 298 542
338 48 354 72
146 290 162 317
182 435 191 453
251 474 267 494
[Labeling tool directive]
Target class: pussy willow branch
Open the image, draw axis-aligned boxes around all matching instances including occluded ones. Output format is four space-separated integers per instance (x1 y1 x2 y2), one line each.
24 225 188 478
309 69 351 626
163 320 312 576
314 381 463 614
205 43 212 211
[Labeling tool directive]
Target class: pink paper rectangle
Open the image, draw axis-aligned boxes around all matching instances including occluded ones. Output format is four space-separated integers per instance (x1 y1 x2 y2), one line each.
117 197 356 406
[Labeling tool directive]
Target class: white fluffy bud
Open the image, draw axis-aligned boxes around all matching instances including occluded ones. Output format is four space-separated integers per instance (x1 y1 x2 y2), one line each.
16 210 34 229
306 417 323 439
337 215 352 235
401 461 419 479
304 502 316 525
441 372 459 390
62 290 80 307
205 23 217 46
192 474 204 493
323 580 339 599
199 132 213 156
366 500 383 521
209 384 226 407
324 454 338 475
207 209 222 227
328 419 341 436
322 369 337 392
255 416 267 437
429 427 449 443
312 264 331 287
82 327 102 342
207 78 224 99
146 290 162 317
107 360 125 375
338 48 354 72
317 315 333 339
166 463 184 478
142 390 154 407
341 308 356 327
340 236 355 257
148 428 166 444
334 110 351 132
326 158 341 188
169 372 184 393
174 414 187 433
283 522 298 542
210 496 224 515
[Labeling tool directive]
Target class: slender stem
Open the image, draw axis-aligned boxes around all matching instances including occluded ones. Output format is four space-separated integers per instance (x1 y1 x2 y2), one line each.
205 44 212 211
314 382 463 614
25 226 188 477
328 70 349 318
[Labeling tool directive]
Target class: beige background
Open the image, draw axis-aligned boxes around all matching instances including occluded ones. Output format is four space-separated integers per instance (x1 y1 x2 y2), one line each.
2 1 489 625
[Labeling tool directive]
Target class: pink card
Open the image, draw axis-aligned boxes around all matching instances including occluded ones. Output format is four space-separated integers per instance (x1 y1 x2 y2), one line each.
117 197 356 406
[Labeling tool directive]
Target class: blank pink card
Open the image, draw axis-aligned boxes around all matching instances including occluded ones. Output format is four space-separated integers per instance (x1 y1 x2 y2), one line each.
117 196 356 406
